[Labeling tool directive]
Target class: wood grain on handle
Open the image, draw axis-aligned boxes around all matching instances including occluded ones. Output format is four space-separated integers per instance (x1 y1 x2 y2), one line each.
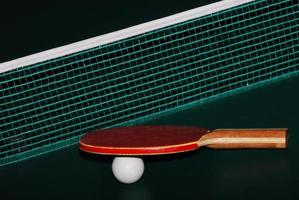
198 129 287 149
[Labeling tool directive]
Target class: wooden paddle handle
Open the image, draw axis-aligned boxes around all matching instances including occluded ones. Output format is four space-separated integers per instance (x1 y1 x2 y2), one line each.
198 129 287 149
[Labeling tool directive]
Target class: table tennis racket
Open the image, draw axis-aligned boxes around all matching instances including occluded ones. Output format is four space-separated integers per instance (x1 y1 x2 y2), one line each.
79 125 287 155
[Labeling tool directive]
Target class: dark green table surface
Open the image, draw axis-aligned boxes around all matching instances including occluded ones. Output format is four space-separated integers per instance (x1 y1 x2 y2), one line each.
1 72 299 200
1 1 298 199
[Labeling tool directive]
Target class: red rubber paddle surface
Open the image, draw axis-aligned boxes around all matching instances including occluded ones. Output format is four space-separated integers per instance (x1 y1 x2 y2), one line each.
79 125 209 155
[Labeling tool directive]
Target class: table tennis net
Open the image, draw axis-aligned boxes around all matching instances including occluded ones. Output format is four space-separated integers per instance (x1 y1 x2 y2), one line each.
0 0 298 166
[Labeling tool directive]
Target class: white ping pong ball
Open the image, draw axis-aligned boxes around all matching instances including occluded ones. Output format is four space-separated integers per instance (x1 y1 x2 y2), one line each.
112 157 144 184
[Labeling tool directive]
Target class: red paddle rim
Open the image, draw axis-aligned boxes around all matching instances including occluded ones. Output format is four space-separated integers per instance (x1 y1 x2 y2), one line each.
79 142 199 155
79 125 208 155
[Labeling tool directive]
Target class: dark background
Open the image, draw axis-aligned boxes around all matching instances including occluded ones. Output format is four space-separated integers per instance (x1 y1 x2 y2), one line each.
0 0 219 63
1 1 298 199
